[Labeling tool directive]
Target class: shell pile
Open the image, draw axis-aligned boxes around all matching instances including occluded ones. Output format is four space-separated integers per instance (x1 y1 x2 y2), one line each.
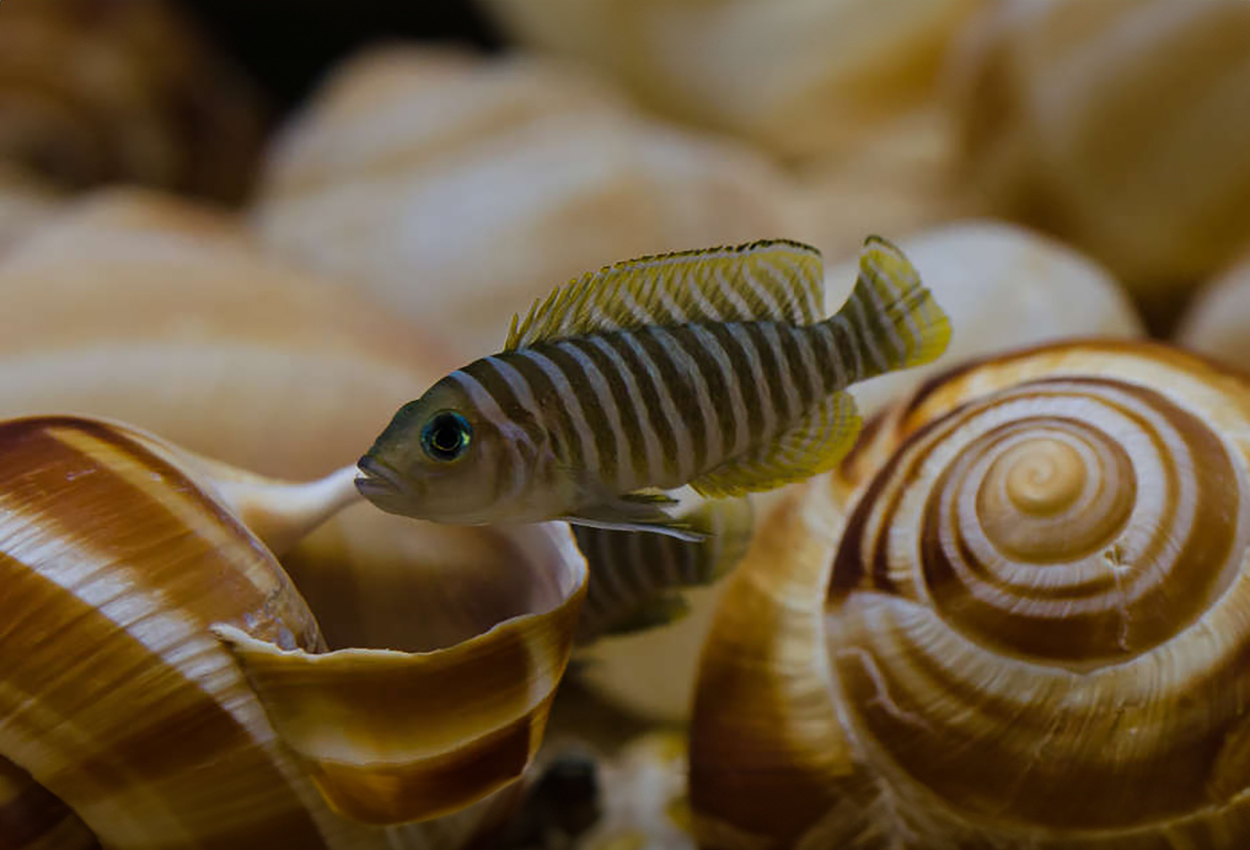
2 1 1249 847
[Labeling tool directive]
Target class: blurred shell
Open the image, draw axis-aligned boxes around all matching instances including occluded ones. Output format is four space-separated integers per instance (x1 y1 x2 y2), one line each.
0 414 588 849
0 0 266 202
0 164 63 253
1174 250 1250 370
0 187 453 480
479 0 989 161
574 732 694 850
574 221 1143 723
690 340 1250 848
251 46 799 360
945 0 1250 312
789 106 969 263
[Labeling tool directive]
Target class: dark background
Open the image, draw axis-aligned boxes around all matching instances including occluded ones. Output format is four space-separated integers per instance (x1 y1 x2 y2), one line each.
178 0 505 114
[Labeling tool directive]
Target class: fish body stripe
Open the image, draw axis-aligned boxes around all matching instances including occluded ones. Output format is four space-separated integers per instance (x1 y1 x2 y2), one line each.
598 333 678 484
500 351 589 469
782 323 823 407
538 345 619 481
448 367 526 502
757 323 804 421
582 336 666 484
663 325 733 465
613 330 691 485
704 323 766 453
481 355 542 421
821 317 861 386
474 311 905 496
563 339 650 484
724 323 779 441
516 349 602 474
682 324 749 457
647 327 715 477
845 292 891 375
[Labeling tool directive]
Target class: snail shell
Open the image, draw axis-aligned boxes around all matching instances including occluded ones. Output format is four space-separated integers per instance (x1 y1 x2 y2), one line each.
0 187 452 480
0 0 265 202
0 415 587 849
1175 249 1250 372
250 45 797 360
944 0 1250 312
478 0 988 161
0 164 62 254
691 340 1250 849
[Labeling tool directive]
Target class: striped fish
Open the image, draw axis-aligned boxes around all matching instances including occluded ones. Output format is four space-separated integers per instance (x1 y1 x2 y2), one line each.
356 235 950 539
573 497 753 643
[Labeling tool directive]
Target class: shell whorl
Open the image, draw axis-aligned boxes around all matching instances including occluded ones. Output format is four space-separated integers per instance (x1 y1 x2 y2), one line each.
690 340 1250 849
829 342 1250 840
0 415 588 850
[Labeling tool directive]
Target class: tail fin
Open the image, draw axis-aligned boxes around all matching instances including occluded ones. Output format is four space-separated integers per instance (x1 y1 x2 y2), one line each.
829 235 951 382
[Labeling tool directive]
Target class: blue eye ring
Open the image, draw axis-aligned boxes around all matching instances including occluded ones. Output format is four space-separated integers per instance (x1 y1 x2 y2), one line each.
420 410 473 463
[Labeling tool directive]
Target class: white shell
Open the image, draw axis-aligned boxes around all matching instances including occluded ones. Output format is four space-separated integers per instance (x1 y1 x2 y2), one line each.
479 0 990 160
1174 250 1250 369
250 46 799 360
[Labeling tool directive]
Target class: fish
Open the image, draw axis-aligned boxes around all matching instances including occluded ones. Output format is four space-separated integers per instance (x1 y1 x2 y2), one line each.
356 235 950 539
573 496 753 643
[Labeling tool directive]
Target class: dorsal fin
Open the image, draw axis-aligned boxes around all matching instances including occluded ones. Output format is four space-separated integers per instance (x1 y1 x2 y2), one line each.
504 239 825 351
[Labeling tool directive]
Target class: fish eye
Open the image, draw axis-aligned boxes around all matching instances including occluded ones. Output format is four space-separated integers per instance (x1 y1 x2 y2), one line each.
420 410 473 462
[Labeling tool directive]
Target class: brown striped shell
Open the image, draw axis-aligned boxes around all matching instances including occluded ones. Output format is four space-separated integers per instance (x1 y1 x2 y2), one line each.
0 0 265 202
690 340 1250 849
0 415 587 850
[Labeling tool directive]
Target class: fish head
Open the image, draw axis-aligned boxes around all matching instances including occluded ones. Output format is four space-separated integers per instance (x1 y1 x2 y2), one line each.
355 377 541 523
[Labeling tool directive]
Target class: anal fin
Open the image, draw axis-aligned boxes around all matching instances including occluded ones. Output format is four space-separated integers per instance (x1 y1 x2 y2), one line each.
600 594 692 638
689 392 862 498
572 496 753 644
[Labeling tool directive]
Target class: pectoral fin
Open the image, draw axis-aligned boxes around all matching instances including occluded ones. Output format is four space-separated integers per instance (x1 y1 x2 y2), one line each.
560 490 706 542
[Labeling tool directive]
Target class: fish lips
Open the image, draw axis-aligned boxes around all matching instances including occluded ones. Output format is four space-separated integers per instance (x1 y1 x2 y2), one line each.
354 454 411 511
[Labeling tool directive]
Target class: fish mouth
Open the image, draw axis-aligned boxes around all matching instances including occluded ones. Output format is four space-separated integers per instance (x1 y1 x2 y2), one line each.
354 454 405 501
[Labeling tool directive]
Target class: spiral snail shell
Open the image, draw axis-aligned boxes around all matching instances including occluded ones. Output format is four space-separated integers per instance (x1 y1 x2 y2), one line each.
690 340 1250 849
0 0 265 202
0 414 587 849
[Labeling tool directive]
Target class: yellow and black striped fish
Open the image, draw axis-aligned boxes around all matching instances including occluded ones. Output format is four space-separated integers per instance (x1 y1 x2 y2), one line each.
573 497 753 643
356 236 950 539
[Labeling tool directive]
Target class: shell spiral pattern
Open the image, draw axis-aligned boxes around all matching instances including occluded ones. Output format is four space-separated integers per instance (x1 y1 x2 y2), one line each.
0 415 588 850
691 341 1250 849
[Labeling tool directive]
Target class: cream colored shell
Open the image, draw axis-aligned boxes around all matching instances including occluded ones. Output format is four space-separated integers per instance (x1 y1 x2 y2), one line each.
250 45 798 360
691 341 1250 849
0 415 587 849
0 164 63 254
0 187 452 480
478 0 989 160
944 0 1250 306
576 223 1143 724
1174 249 1250 371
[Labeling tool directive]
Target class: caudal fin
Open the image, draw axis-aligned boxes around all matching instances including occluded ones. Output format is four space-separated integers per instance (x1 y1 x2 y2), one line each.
830 235 951 381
